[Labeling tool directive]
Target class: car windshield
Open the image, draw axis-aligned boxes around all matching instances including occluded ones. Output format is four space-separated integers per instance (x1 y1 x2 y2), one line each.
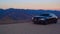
40 14 50 16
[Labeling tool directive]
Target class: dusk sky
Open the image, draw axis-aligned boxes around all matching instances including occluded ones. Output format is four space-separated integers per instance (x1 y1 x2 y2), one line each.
0 0 60 10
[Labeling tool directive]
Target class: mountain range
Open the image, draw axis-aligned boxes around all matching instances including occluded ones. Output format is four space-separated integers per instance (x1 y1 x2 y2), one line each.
0 8 60 20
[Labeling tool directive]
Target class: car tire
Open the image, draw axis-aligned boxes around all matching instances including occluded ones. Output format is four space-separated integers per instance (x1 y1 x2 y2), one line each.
53 19 57 24
43 22 48 25
54 20 57 24
34 21 37 24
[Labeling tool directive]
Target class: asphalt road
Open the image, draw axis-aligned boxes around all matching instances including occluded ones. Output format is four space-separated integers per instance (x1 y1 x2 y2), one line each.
0 20 60 34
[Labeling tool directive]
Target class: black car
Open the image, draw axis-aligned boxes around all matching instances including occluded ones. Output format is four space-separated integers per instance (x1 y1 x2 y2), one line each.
32 13 58 25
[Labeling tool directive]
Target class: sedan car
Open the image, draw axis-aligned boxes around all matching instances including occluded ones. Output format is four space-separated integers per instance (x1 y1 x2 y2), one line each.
32 13 58 25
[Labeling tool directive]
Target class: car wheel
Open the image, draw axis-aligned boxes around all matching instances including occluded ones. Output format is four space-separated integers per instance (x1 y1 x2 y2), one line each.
54 20 57 24
43 22 48 25
53 18 57 24
33 21 37 24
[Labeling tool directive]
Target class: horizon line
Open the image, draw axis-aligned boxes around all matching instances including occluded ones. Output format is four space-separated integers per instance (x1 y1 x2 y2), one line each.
0 8 60 11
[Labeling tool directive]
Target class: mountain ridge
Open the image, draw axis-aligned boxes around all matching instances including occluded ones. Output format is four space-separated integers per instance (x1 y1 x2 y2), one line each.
0 8 60 20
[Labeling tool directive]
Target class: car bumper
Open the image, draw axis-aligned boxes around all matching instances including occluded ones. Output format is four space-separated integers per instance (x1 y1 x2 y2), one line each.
33 19 52 24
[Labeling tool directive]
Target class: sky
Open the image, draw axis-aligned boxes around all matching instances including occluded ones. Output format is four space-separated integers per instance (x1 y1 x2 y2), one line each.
0 0 60 10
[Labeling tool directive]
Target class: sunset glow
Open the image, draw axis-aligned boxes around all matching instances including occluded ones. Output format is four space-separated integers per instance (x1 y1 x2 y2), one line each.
0 0 60 10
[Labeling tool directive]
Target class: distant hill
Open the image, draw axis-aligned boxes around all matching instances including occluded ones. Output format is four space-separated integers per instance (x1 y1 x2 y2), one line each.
0 8 60 20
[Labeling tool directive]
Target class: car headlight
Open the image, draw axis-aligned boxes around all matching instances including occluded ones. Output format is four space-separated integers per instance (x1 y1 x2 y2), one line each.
40 18 45 20
32 17 33 19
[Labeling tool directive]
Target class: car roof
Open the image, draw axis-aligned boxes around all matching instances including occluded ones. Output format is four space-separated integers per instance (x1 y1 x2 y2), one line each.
34 13 57 17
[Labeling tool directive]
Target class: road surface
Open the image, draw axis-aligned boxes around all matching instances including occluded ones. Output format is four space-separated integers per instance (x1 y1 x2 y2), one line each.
0 19 60 34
